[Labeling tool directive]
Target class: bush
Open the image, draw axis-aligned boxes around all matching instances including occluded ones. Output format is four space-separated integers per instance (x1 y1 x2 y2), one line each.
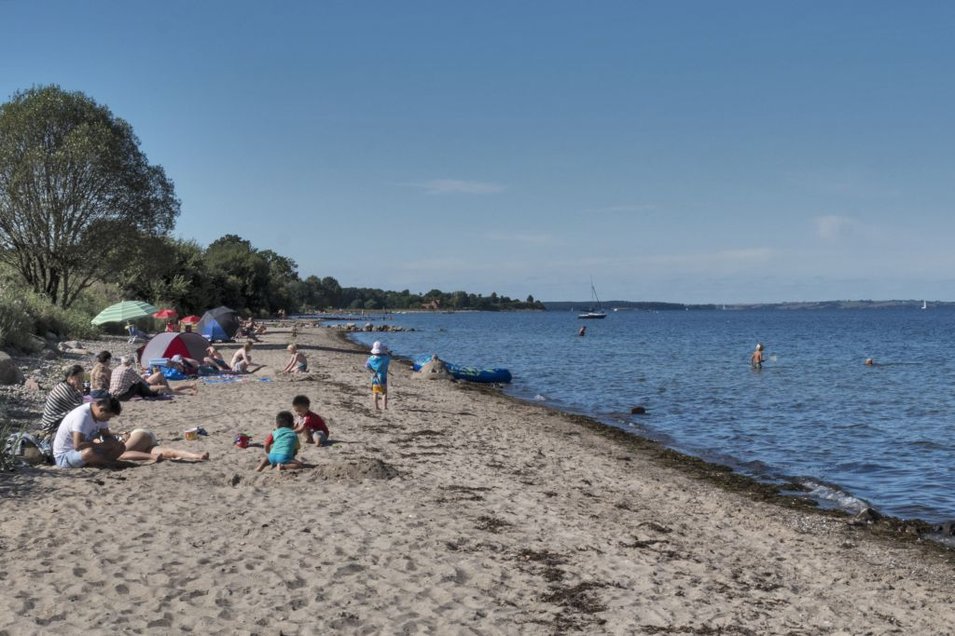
0 292 34 349
0 285 98 348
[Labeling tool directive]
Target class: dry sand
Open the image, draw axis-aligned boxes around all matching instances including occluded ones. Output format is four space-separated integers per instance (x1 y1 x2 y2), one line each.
2 323 955 634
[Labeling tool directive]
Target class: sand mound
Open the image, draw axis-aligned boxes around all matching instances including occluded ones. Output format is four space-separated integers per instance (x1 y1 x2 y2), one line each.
315 457 398 480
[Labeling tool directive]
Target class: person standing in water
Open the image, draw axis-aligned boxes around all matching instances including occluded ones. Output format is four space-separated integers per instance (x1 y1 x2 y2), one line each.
751 343 764 369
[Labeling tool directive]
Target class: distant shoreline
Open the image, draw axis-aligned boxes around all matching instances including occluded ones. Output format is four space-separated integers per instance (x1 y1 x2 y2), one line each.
543 299 948 311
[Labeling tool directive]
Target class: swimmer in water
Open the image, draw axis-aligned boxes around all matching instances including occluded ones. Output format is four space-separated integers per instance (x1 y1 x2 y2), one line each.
751 343 764 369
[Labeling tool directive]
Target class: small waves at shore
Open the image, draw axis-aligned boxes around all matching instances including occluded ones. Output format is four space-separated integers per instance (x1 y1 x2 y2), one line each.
338 308 955 524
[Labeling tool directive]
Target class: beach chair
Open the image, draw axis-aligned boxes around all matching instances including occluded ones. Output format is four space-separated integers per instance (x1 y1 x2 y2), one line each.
126 324 149 344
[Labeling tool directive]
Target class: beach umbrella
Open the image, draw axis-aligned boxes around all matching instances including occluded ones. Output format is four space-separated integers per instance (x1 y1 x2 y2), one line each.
152 308 178 320
180 314 202 325
91 300 157 326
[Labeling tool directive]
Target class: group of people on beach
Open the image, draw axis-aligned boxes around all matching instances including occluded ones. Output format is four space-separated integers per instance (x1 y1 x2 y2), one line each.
255 394 329 471
35 335 286 469
254 340 391 471
32 325 390 472
36 346 222 469
49 395 209 468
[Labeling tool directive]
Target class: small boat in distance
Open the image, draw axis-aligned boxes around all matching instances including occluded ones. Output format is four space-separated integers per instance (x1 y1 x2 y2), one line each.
578 280 607 319
922 300 928 310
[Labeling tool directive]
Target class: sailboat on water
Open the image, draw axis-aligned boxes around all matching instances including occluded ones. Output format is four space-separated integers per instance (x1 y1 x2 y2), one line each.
922 300 928 310
578 280 607 319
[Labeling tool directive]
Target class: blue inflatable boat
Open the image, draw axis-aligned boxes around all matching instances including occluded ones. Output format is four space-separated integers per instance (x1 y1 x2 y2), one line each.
412 355 512 384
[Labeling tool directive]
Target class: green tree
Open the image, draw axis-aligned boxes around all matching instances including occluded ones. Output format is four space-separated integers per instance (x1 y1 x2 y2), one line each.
123 237 212 313
204 235 270 313
320 276 342 308
0 85 179 307
260 249 300 313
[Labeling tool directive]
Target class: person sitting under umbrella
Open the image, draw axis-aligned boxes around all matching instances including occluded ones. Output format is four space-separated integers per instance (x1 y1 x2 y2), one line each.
125 322 149 344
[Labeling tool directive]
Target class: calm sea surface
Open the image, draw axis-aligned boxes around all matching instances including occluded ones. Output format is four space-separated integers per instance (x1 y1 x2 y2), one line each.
339 308 955 524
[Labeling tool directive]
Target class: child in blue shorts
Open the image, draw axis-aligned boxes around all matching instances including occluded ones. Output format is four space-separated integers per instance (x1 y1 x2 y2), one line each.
365 341 391 410
255 411 304 471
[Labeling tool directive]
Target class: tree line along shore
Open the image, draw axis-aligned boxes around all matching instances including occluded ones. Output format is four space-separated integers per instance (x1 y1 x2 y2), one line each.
0 85 543 355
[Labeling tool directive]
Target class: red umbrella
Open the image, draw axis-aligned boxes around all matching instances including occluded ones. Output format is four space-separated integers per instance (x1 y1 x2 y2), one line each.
180 314 202 325
153 308 178 320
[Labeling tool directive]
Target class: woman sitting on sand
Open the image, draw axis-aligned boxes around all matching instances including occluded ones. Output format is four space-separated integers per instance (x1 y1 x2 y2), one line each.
111 356 197 400
38 364 85 440
119 429 209 463
280 344 308 374
89 350 113 399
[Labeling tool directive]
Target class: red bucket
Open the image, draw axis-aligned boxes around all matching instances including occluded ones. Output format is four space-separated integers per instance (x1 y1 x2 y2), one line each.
234 434 251 448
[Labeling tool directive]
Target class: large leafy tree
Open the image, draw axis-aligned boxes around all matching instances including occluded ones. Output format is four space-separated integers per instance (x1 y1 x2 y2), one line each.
204 234 271 313
259 249 300 313
123 236 213 314
0 86 179 307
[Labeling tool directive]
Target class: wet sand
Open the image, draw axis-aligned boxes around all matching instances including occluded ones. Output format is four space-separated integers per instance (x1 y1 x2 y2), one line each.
2 323 955 634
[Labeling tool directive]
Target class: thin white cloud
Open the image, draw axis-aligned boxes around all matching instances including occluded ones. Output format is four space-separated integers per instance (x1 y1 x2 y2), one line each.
483 231 560 246
814 215 855 241
645 247 775 268
584 203 659 214
407 179 505 195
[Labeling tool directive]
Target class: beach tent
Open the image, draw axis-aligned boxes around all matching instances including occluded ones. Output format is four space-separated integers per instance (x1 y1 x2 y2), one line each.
140 332 209 365
197 306 240 342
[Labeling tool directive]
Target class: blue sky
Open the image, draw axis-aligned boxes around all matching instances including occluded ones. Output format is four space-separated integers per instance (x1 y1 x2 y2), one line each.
3 1 955 303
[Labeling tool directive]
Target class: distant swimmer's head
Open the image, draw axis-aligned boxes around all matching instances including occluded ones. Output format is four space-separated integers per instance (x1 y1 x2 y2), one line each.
755 343 763 351
864 358 874 366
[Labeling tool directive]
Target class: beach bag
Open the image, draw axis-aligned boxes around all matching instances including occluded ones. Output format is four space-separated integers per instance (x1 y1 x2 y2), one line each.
3 432 52 466
160 366 188 381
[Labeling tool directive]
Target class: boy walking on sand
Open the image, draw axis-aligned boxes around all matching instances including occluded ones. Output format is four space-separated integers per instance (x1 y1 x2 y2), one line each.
255 411 304 471
365 341 391 410
291 394 329 446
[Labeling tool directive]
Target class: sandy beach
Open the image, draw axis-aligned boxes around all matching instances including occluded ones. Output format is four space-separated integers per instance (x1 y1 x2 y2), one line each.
2 322 955 635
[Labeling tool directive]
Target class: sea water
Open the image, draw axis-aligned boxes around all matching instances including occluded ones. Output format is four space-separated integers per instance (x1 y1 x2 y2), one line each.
341 307 955 524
